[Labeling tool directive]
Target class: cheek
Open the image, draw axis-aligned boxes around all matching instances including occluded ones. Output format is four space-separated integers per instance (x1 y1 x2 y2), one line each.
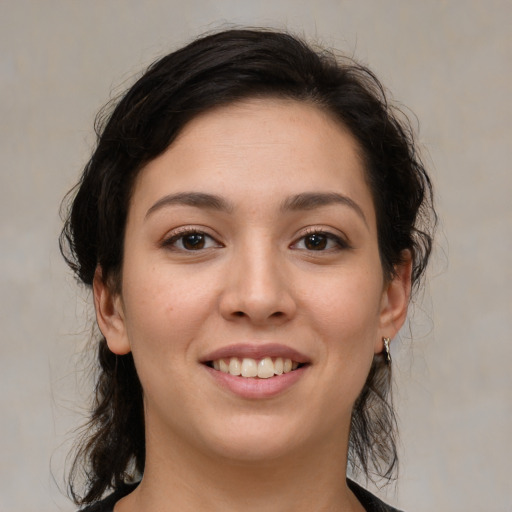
304 269 384 342
291 274 384 437
121 265 216 359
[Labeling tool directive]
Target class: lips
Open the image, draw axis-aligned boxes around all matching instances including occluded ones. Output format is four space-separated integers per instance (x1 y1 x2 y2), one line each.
200 343 310 398
201 343 310 365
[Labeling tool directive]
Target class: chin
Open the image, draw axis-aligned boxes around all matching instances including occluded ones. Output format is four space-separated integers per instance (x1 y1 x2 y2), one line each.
199 414 308 463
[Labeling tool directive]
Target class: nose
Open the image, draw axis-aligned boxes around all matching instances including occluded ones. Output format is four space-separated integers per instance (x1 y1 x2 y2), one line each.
218 241 297 326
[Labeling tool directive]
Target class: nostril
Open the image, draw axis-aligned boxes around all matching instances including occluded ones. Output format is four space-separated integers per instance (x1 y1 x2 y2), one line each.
233 310 284 319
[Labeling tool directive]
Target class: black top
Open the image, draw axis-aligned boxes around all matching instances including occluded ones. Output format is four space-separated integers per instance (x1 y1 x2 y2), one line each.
79 480 402 512
347 480 402 512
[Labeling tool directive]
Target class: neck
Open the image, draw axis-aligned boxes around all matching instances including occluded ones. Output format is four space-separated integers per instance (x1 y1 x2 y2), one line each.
117 424 364 512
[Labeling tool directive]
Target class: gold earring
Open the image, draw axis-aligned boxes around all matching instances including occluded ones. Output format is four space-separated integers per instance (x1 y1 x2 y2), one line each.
383 337 391 365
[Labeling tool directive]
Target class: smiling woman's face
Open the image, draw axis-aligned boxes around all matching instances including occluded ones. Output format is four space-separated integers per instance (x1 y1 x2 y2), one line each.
94 98 410 465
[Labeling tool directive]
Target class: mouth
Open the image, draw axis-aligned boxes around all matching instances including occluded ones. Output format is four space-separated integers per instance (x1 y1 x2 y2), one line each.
201 344 310 398
205 357 308 379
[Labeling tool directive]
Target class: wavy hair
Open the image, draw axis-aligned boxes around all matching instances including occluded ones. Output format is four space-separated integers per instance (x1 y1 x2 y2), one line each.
60 28 436 505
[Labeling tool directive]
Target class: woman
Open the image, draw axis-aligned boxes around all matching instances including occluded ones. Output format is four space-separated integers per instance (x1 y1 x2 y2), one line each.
60 29 435 512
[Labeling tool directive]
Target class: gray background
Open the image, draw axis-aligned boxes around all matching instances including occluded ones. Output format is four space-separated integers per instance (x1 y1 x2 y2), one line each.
1 1 511 511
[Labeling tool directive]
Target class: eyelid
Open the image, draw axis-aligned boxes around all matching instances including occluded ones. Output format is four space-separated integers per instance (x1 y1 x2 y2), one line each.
291 226 352 251
159 225 350 252
160 226 223 250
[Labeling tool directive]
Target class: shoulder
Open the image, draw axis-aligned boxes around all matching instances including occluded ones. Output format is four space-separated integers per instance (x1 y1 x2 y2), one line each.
347 479 403 512
78 483 138 512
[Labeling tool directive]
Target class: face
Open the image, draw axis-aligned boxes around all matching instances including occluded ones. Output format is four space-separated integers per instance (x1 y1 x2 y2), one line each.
95 98 410 465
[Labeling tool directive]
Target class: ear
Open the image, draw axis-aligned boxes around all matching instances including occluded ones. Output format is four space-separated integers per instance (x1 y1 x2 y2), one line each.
375 251 413 354
93 267 131 355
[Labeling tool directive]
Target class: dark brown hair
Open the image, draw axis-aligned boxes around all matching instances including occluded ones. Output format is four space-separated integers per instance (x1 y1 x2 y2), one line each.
60 28 436 505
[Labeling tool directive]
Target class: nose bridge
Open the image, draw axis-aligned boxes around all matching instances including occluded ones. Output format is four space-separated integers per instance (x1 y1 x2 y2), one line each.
220 232 295 323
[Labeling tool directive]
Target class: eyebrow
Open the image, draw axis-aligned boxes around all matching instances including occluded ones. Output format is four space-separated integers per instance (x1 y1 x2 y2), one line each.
145 191 367 226
145 192 233 219
281 192 368 226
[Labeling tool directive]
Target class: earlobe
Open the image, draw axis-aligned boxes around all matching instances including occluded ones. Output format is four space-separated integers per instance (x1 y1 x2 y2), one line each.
93 267 131 355
376 251 413 353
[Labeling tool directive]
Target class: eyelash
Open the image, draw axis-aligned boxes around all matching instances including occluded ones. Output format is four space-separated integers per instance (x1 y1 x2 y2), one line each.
161 228 222 252
291 228 350 252
161 227 350 252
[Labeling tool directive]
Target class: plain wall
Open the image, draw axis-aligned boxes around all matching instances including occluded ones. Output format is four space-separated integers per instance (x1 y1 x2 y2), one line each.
1 1 511 511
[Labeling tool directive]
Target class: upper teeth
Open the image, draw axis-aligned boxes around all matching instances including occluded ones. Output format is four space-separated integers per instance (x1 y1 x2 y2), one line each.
212 357 299 378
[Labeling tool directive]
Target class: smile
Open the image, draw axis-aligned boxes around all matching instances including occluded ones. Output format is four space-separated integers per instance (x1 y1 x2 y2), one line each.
201 344 310 398
208 357 304 378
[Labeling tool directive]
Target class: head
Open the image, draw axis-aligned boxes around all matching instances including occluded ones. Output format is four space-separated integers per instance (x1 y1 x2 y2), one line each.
61 29 435 504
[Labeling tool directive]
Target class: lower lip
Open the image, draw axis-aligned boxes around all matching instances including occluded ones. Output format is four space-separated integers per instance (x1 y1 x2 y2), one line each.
204 365 308 399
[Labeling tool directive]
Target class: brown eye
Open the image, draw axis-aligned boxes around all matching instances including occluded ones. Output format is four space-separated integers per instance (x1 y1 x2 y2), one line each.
291 231 349 252
182 233 206 250
304 233 328 250
164 230 221 251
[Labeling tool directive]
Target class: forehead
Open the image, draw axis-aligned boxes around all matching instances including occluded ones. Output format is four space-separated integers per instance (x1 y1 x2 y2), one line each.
173 97 362 171
130 98 375 225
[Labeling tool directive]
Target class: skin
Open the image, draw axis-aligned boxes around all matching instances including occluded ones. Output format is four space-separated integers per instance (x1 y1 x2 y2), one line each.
94 98 411 512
